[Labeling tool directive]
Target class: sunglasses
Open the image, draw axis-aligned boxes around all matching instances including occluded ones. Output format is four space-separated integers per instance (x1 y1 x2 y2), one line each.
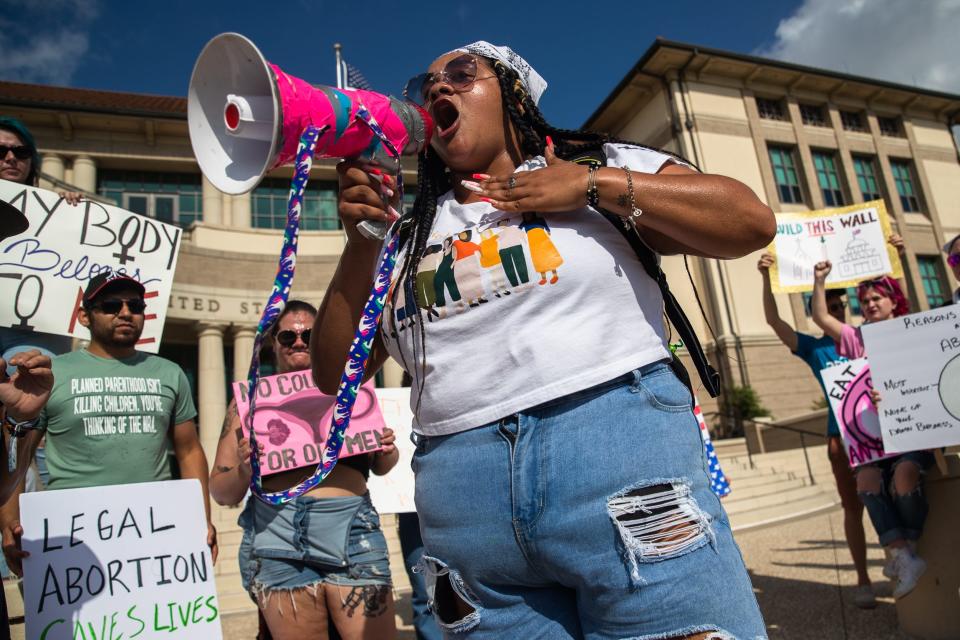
403 54 491 106
276 329 311 347
948 253 960 267
0 145 31 161
92 298 146 315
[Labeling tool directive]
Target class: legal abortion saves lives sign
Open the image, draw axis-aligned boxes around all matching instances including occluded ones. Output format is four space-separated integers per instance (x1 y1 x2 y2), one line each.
0 181 182 352
233 372 385 476
20 480 220 640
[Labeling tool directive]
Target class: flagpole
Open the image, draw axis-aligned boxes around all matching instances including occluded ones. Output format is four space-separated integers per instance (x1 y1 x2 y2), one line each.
334 43 344 89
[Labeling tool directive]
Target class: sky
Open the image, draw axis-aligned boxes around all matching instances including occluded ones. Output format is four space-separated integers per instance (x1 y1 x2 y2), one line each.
1 0 958 130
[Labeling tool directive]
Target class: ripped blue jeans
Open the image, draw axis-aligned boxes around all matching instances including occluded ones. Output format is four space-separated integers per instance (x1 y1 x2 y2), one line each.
412 362 766 639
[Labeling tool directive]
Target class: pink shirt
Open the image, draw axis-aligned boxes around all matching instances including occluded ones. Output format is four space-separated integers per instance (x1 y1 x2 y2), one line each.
838 324 866 359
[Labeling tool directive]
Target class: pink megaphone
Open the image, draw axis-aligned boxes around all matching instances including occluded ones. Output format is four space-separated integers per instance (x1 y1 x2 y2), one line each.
188 33 432 236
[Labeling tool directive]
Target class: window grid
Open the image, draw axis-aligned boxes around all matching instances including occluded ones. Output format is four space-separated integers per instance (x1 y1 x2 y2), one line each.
890 160 921 212
917 256 948 307
852 156 882 202
756 97 786 121
812 151 845 207
877 116 904 137
799 104 827 127
840 110 866 132
769 146 804 204
252 179 341 230
98 170 202 227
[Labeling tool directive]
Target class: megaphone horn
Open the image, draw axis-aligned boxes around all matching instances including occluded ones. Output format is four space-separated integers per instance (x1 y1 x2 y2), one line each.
188 32 433 199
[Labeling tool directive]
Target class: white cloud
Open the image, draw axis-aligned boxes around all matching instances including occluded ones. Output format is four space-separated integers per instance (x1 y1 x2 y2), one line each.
0 0 99 85
756 0 960 95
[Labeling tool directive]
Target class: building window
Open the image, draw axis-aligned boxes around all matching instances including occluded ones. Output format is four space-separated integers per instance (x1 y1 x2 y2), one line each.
889 160 922 212
840 110 866 132
756 97 786 121
799 103 827 127
877 116 904 137
768 146 804 204
852 155 882 201
98 171 202 227
252 179 340 230
812 150 845 207
917 256 949 307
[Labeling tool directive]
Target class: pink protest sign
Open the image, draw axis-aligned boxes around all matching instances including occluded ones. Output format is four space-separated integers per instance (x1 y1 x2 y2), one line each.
232 371 385 476
821 358 896 467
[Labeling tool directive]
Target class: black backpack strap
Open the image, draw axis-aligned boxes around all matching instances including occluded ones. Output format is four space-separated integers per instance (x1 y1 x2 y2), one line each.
569 149 722 398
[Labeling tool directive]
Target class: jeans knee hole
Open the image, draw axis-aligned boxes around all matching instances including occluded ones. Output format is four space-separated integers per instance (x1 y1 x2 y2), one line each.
418 556 481 633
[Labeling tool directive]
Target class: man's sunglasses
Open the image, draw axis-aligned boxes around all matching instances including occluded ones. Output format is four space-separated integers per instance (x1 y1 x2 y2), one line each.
0 145 32 161
276 329 311 347
91 298 146 315
403 54 490 106
948 253 960 267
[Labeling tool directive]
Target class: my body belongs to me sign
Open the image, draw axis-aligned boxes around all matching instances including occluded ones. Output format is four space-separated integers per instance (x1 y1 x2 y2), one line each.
21 480 220 639
0 181 182 352
233 372 385 476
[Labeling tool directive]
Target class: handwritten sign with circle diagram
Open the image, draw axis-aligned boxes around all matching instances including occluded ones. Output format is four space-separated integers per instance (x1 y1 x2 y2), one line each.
821 358 897 467
20 479 220 640
862 306 960 453
768 200 902 293
0 180 182 352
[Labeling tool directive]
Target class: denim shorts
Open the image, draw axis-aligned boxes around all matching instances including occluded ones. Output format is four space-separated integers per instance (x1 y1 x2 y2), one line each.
412 361 766 639
238 492 391 599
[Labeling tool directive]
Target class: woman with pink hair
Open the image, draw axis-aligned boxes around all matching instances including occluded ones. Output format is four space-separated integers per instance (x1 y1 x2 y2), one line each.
811 262 933 600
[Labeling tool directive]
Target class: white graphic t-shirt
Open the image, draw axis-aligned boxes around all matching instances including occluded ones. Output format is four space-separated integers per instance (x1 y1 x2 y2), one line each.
382 144 680 436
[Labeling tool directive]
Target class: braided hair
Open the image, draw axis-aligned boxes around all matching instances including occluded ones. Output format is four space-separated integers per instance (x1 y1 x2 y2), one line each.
388 57 692 410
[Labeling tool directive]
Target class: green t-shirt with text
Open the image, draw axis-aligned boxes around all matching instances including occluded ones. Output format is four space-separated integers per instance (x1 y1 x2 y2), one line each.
40 350 197 490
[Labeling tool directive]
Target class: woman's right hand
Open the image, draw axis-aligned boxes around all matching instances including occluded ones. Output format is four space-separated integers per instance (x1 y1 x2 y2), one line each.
814 260 833 282
337 161 400 245
757 252 774 272
236 433 261 477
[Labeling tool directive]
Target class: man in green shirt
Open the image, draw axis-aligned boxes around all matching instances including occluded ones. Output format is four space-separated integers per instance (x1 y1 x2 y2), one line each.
0 272 217 575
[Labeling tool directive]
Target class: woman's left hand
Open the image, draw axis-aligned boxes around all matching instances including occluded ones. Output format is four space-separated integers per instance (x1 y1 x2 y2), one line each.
468 141 589 213
378 427 396 456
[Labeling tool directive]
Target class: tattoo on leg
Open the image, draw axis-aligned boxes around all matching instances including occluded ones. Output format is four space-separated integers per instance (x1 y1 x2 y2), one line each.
341 585 389 618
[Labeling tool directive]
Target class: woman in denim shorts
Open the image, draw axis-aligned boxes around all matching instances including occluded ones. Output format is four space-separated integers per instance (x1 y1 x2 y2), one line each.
210 301 399 640
314 41 774 639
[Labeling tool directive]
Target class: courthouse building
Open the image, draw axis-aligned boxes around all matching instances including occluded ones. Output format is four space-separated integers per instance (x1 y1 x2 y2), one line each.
2 39 959 451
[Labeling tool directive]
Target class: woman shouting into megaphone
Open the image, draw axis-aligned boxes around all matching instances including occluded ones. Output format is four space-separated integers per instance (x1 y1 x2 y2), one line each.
314 41 774 640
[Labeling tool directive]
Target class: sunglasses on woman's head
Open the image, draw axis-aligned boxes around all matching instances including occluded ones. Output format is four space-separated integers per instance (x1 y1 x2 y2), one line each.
948 253 960 267
403 54 485 106
0 145 31 161
276 329 311 347
92 298 146 315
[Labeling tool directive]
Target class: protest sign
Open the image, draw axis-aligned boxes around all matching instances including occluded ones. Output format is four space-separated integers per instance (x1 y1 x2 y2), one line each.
233 372 385 476
821 358 896 467
20 479 220 640
768 200 902 293
861 307 960 453
368 387 416 514
0 180 182 351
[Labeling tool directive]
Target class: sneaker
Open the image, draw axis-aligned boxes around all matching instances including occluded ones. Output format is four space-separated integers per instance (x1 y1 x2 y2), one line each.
893 553 927 599
882 555 898 580
854 584 878 609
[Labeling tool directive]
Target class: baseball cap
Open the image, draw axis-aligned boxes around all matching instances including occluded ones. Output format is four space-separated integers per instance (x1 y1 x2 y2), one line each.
83 272 145 305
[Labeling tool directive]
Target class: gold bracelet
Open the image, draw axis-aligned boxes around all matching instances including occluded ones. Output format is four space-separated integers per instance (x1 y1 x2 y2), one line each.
586 164 600 208
622 166 643 221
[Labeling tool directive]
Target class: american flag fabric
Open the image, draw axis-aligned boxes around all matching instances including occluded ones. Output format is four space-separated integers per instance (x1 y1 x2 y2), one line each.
344 62 373 91
694 400 732 497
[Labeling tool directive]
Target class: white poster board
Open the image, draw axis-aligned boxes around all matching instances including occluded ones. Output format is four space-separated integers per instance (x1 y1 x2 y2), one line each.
821 358 896 467
368 388 415 514
861 307 960 453
20 480 221 639
0 181 182 351
769 200 902 293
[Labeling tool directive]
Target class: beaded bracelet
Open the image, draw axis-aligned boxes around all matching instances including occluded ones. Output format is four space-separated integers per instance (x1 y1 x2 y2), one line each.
622 166 643 221
586 164 600 208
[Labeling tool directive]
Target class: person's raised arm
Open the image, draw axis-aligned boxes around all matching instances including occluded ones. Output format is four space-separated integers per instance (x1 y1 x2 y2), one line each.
209 399 262 507
312 162 398 394
172 419 218 563
812 261 845 342
757 252 798 352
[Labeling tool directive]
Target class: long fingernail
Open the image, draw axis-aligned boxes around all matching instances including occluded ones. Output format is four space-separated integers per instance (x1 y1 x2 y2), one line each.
472 173 490 180
460 180 483 193
368 168 383 176
381 187 395 198
480 197 495 204
388 206 400 220
545 135 553 147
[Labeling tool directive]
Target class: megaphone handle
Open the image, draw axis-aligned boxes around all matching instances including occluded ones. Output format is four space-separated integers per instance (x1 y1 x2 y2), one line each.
357 219 387 240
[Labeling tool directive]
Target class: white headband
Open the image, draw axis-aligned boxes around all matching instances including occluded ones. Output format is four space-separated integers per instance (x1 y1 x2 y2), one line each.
451 41 547 105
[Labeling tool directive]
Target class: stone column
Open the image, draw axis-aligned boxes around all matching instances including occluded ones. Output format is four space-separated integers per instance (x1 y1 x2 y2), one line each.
220 193 234 227
232 192 252 228
202 176 222 225
232 326 257 383
72 155 96 193
38 154 64 190
197 323 227 467
381 357 404 387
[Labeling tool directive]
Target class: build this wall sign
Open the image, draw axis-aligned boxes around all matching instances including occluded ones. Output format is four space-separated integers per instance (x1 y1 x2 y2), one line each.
768 200 902 293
